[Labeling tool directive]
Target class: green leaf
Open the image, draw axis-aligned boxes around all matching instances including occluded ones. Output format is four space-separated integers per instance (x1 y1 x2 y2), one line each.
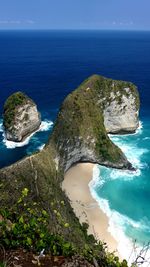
23 223 28 230
40 233 45 238
4 238 10 245
26 237 32 246
64 223 69 228
22 188 29 197
19 216 24 224
42 210 47 217
17 197 22 204
30 217 37 227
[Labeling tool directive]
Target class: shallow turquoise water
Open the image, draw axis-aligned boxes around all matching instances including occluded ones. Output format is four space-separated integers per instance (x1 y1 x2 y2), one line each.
91 120 150 257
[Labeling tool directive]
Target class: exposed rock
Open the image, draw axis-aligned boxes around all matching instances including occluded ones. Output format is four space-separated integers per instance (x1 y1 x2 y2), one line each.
103 88 139 134
3 91 41 142
0 74 140 256
0 75 140 180
94 78 140 134
50 75 140 172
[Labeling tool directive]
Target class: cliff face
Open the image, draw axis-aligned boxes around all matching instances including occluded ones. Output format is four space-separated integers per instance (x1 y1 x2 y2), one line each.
50 75 139 172
72 75 139 134
101 83 139 134
3 92 41 142
0 75 140 252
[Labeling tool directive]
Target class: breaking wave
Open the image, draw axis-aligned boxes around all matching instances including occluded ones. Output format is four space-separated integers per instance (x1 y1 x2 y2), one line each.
90 121 150 265
1 119 53 149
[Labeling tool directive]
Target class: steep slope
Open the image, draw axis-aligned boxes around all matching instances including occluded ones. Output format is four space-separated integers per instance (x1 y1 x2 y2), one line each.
3 91 41 142
0 75 140 261
50 75 139 171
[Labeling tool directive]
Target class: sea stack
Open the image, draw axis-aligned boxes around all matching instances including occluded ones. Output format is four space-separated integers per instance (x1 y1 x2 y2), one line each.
3 91 41 142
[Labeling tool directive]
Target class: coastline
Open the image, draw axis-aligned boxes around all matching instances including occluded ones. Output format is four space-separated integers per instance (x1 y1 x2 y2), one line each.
1 119 53 149
62 163 120 256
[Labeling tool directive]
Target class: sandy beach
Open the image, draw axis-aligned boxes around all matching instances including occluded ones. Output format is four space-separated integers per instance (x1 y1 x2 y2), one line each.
62 163 119 255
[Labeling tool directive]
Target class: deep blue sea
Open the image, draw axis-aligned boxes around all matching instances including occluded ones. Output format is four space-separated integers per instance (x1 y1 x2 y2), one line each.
0 30 149 261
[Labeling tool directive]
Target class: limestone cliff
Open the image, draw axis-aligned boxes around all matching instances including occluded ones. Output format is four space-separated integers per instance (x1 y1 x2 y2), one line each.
0 74 140 251
100 80 140 134
3 91 41 142
50 75 139 171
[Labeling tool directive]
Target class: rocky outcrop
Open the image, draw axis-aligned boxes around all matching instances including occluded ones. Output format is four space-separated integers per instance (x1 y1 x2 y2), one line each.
0 74 140 257
81 76 139 134
102 87 139 134
50 75 140 172
1 75 140 174
3 92 41 142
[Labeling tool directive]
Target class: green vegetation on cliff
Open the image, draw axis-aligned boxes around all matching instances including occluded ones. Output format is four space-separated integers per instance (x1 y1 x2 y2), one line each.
0 149 100 256
78 75 140 109
0 183 128 267
3 91 29 128
0 74 140 266
50 74 138 171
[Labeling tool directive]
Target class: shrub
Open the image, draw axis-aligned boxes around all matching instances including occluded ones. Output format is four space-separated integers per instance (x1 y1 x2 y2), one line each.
0 188 75 256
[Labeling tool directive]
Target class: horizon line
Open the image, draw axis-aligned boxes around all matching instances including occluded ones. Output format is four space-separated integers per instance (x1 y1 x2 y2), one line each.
0 28 149 32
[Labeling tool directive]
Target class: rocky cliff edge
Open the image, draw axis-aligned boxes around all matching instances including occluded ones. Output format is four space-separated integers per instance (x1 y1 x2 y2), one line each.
3 91 41 142
0 74 140 248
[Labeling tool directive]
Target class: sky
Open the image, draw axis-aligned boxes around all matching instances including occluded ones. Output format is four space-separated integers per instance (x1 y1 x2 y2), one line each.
0 0 149 31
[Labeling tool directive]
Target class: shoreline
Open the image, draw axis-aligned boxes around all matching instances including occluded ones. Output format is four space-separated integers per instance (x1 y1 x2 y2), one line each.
62 162 120 256
2 119 53 149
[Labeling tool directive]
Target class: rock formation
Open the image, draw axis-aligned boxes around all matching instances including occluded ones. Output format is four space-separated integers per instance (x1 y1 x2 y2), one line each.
0 74 140 253
3 91 41 142
103 86 139 134
50 75 139 171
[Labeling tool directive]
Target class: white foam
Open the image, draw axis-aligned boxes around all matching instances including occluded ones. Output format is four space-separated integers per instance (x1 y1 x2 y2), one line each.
3 132 35 148
89 121 150 265
143 137 150 140
38 144 45 151
89 182 133 262
0 120 3 132
89 174 150 266
127 120 143 136
110 168 141 181
136 120 143 133
103 199 150 266
108 121 143 139
109 126 148 171
2 119 53 149
90 165 108 189
39 120 53 131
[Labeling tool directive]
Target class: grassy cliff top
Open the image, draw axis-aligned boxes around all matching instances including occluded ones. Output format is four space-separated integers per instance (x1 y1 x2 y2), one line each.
4 91 30 111
75 74 140 109
3 91 33 129
50 74 139 170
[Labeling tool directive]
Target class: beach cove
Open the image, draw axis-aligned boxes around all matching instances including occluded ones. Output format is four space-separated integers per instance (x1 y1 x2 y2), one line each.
62 163 119 256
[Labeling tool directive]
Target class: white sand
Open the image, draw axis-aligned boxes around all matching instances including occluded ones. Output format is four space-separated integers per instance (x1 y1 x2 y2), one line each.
62 163 120 255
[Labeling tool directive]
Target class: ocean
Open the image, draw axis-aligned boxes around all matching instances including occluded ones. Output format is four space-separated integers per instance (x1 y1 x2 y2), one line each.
0 30 149 262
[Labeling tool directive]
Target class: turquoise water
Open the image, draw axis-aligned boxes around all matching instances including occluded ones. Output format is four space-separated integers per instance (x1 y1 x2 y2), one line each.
90 120 150 259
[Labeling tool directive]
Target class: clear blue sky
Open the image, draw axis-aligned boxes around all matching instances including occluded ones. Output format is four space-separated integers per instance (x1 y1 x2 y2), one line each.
0 0 149 30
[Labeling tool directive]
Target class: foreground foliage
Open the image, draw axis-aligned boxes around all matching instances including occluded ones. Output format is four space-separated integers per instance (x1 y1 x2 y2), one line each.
0 188 129 266
0 188 75 256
